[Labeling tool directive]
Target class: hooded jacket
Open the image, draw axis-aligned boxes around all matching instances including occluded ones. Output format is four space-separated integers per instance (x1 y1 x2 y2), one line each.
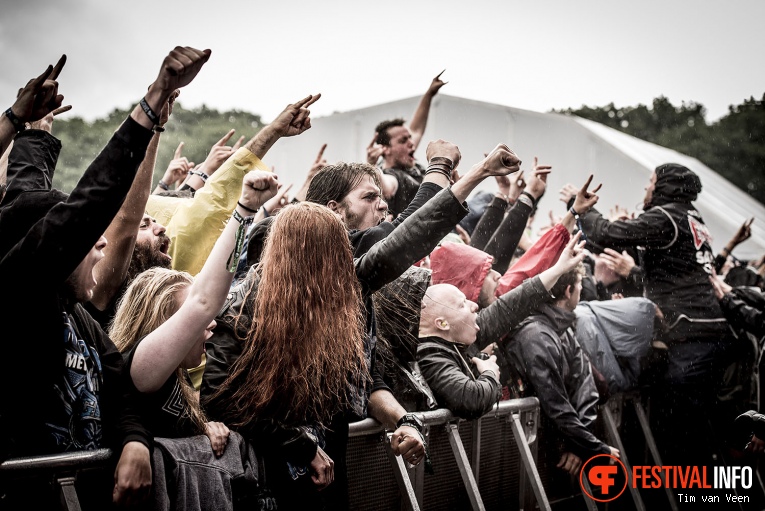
430 242 493 303
507 303 609 459
580 163 728 342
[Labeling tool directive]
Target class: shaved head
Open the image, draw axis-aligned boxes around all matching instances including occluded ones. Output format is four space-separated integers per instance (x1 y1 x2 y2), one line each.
419 284 479 345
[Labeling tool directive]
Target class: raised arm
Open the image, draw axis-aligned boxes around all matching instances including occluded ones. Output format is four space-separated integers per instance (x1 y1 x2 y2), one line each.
409 71 446 150
130 171 278 393
1 55 66 156
91 91 179 311
149 94 319 275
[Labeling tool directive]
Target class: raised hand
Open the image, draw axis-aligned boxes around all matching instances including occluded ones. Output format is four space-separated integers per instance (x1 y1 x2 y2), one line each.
427 70 448 96
201 129 243 175
426 139 461 168
12 54 66 123
572 174 602 214
366 134 384 165
151 47 211 93
263 182 293 215
162 142 195 187
559 183 579 205
526 156 552 200
482 143 522 176
239 170 279 212
729 217 755 248
554 231 586 273
269 94 321 138
309 143 328 179
608 204 631 222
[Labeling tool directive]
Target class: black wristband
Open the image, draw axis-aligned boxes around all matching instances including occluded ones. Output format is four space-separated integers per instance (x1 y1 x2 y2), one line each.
237 201 257 214
520 191 537 206
157 180 169 191
4 108 25 133
139 97 159 125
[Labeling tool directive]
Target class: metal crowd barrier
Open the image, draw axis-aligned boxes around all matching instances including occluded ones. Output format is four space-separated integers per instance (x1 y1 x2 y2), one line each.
0 398 547 511
347 397 549 511
0 448 113 511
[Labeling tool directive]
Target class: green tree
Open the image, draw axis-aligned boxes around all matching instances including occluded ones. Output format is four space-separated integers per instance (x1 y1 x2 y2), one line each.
50 103 264 192
559 94 765 205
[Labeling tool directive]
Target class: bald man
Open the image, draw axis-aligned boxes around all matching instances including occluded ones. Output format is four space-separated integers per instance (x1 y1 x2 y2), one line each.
415 283 501 419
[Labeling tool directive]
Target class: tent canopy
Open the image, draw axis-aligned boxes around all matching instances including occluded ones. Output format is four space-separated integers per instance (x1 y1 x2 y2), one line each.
265 94 765 259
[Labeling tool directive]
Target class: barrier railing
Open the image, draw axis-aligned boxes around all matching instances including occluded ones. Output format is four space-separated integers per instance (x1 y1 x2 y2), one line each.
347 397 549 511
1 398 547 511
0 449 113 511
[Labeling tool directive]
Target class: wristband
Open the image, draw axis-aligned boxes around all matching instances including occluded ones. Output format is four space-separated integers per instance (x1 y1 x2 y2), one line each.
157 180 169 191
4 108 25 133
153 125 165 133
517 194 534 208
396 412 424 433
237 201 257 214
189 169 209 182
520 191 537 206
569 207 580 218
429 156 454 168
228 210 254 272
139 97 159 125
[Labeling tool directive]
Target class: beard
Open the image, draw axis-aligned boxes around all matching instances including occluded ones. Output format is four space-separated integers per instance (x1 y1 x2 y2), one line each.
126 236 172 284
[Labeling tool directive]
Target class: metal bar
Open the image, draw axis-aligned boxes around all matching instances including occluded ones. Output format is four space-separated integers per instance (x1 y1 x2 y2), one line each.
509 413 552 511
57 476 81 511
632 399 678 511
348 398 541 437
446 423 485 511
471 418 482 481
384 433 420 511
0 449 113 474
580 476 600 511
602 405 646 511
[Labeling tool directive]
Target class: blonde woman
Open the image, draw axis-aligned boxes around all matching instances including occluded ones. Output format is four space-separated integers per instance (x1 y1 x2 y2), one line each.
110 170 277 454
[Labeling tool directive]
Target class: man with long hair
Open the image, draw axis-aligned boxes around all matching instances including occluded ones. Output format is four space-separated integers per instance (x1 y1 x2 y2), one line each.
203 141 524 509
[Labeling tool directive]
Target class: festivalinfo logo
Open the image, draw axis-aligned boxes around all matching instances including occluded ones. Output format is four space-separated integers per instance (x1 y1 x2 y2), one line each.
579 454 753 504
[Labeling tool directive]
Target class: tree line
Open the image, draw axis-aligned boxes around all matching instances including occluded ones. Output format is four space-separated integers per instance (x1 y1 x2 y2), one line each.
559 94 765 205
48 95 764 205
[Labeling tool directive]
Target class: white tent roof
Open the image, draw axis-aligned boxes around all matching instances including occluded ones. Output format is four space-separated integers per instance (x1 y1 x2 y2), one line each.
265 94 765 259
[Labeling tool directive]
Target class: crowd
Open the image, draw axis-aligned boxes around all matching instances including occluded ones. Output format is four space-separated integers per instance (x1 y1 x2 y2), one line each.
1 46 763 510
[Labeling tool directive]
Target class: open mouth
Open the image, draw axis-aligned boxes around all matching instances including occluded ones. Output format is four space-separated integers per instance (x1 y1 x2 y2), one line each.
158 237 171 260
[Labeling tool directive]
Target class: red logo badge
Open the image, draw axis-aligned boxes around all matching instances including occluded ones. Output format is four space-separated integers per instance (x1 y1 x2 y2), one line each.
580 454 628 502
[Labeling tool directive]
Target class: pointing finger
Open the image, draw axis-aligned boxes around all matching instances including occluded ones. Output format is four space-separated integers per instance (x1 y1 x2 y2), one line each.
580 174 594 194
216 129 236 146
592 183 603 193
174 142 184 159
231 135 245 151
435 69 446 80
50 54 67 80
316 143 327 163
52 105 72 116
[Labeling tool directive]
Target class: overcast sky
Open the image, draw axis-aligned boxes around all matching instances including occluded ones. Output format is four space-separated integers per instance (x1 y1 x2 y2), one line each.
2 0 763 124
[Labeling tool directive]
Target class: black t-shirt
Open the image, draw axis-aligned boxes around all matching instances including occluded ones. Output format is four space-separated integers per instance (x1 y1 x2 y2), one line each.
383 163 425 217
125 337 197 439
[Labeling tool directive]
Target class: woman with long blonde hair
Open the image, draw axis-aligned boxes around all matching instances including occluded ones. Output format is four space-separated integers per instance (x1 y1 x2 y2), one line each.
110 170 278 455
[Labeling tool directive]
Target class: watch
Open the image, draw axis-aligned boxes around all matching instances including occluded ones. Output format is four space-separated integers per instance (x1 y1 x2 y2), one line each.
397 413 424 433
